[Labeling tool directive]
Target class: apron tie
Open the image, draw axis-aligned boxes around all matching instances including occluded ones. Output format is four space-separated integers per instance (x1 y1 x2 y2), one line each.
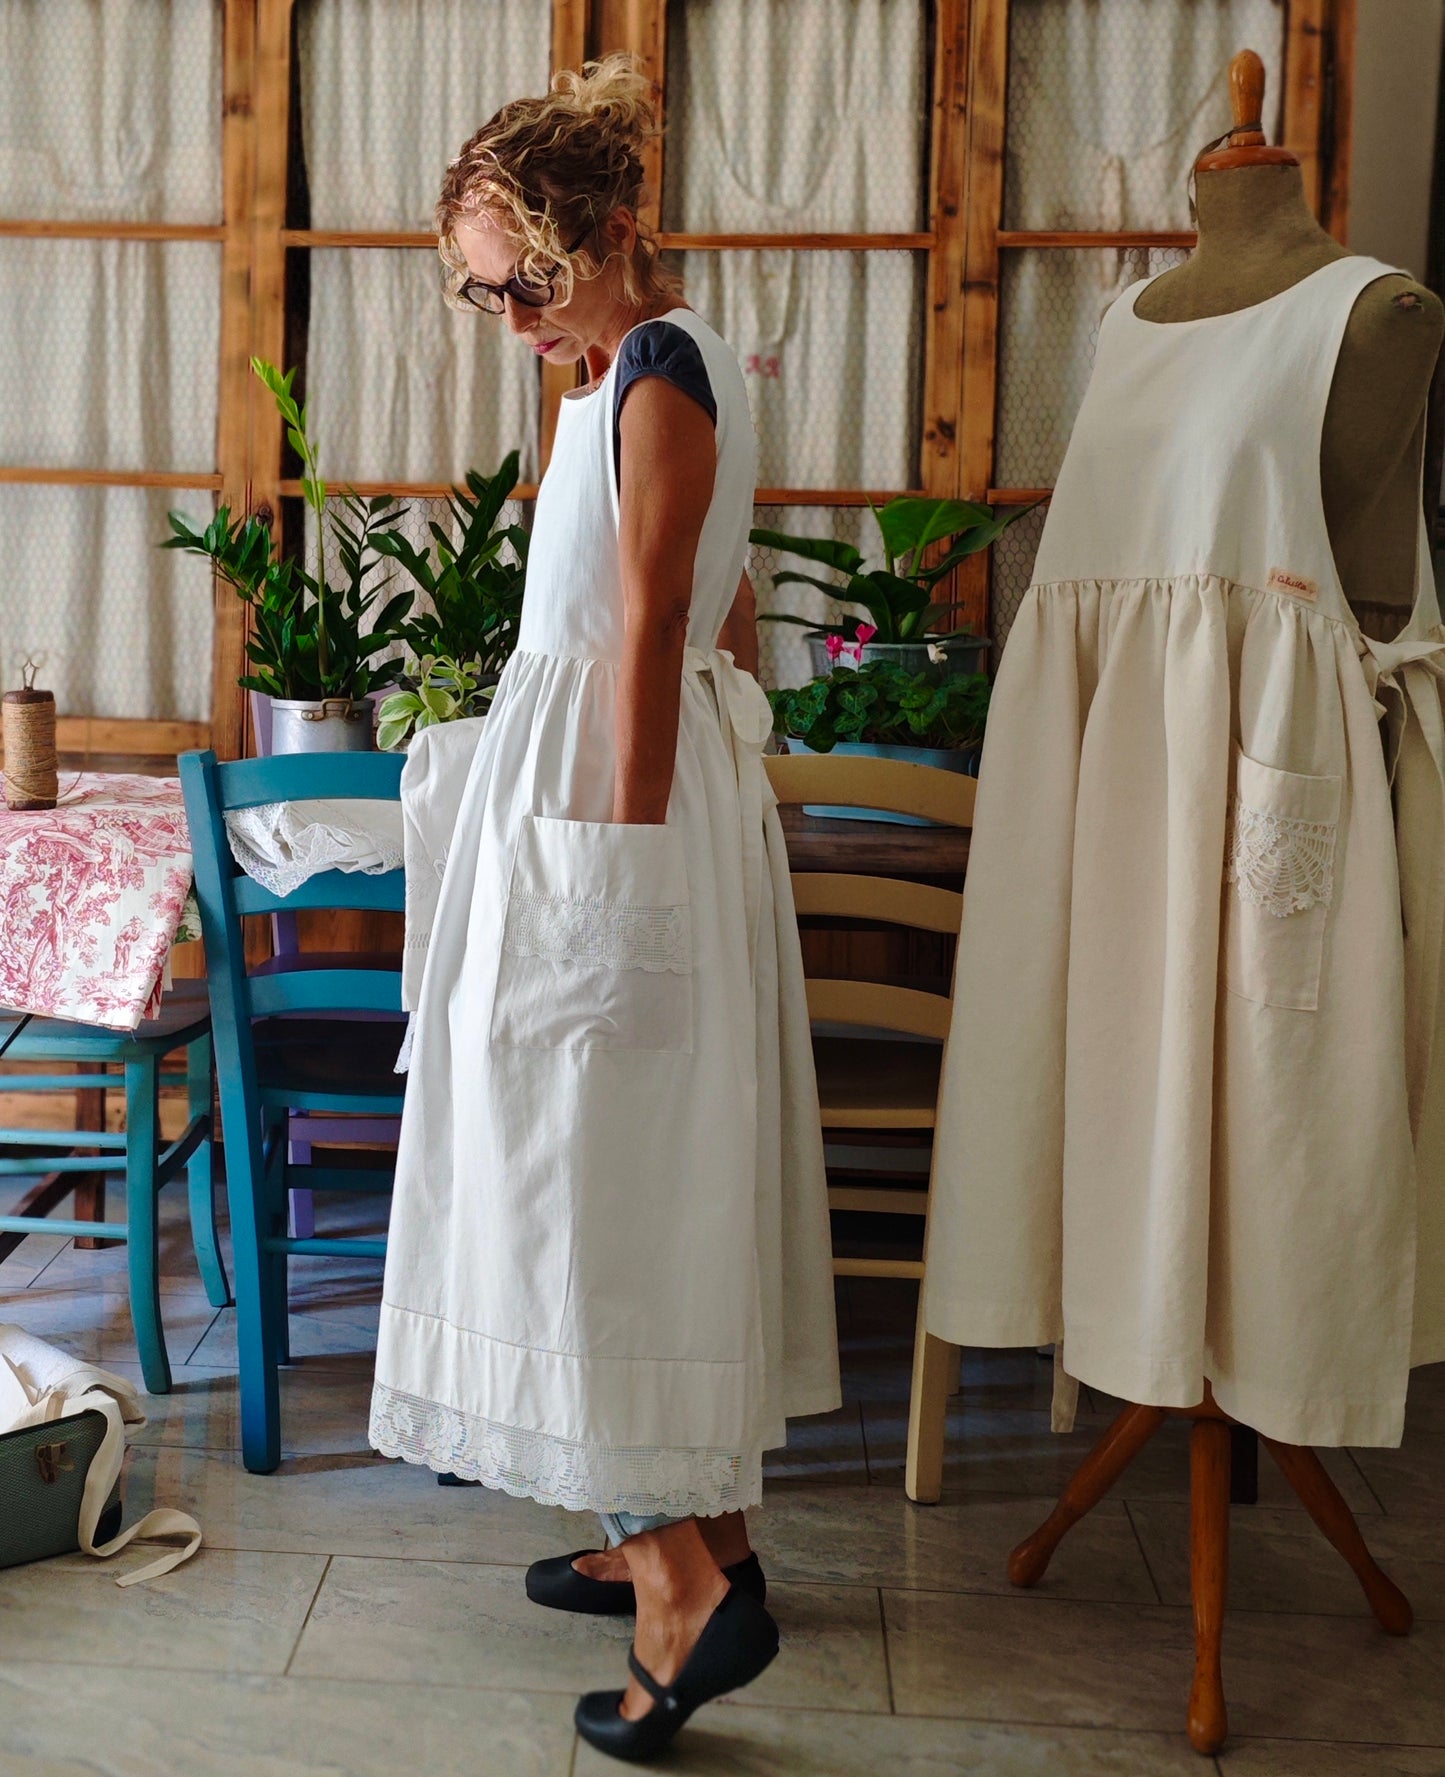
1356 626 1445 782
683 647 774 974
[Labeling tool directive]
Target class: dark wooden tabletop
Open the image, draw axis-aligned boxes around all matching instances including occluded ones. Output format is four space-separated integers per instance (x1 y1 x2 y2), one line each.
778 803 970 878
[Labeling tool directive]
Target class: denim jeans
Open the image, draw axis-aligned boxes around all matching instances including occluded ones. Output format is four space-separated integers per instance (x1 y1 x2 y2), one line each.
598 1510 688 1545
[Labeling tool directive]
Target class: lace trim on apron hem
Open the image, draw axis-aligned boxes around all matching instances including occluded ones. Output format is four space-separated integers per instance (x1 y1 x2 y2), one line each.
368 1382 763 1517
1226 802 1336 917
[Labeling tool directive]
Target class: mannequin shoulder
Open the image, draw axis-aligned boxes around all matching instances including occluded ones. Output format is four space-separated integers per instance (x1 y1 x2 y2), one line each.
1341 273 1444 371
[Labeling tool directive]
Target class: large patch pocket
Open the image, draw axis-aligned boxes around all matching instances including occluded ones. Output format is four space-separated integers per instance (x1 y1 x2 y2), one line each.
489 814 694 1052
1223 750 1342 1012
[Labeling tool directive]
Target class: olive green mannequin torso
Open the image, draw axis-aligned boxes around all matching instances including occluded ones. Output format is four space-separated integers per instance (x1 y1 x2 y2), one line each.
1134 164 1443 640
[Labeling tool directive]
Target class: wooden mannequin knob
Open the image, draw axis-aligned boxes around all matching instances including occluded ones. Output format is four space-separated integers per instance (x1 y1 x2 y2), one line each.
1195 48 1299 172
1228 49 1267 145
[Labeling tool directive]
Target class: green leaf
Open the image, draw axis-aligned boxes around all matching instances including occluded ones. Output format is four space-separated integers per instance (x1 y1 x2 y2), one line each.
771 570 854 599
874 497 993 563
748 528 864 576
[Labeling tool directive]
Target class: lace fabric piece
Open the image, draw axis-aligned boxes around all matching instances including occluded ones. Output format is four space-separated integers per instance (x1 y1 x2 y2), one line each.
369 1382 762 1517
224 799 404 898
1226 800 1337 917
502 891 692 974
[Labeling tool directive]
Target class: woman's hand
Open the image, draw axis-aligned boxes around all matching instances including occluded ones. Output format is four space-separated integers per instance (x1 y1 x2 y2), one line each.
613 375 716 825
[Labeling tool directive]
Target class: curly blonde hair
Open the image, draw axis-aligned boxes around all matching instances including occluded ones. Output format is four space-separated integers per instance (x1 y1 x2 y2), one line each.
436 54 679 312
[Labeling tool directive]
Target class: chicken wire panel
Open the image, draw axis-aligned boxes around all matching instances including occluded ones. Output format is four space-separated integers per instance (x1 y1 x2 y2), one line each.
305 249 540 484
662 0 930 232
681 251 925 490
301 494 531 669
988 497 1048 656
296 0 552 230
749 504 879 691
1003 0 1285 231
994 246 1188 489
0 239 221 472
0 484 214 722
0 0 222 223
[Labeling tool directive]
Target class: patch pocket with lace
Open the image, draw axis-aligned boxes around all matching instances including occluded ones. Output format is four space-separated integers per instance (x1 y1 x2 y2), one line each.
489 814 693 1052
1223 751 1342 1012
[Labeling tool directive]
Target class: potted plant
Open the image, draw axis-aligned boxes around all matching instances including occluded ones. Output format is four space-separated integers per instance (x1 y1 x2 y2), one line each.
162 359 414 752
768 657 991 826
750 495 1037 679
372 449 529 686
376 654 497 752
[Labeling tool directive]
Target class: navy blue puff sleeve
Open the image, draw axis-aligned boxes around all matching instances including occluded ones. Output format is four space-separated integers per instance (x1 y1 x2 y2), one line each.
612 320 717 488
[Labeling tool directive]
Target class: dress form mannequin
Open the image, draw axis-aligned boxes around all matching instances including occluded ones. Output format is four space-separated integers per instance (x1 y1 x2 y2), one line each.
1134 53 1442 639
997 55 1423 1758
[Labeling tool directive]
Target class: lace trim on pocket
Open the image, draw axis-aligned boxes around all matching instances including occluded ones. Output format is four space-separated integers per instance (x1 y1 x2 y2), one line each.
1225 801 1337 918
501 891 692 974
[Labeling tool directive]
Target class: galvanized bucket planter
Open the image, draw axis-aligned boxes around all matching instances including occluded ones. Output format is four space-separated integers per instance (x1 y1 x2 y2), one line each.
806 635 990 680
268 696 375 754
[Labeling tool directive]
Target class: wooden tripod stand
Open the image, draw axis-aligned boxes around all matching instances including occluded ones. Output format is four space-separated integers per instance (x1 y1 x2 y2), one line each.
1007 1389 1413 1755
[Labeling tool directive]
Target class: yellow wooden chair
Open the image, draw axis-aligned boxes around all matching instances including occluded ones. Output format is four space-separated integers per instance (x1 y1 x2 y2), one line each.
765 750 971 1503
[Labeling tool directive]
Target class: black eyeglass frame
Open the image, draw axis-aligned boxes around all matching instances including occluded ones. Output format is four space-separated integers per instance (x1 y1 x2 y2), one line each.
457 227 594 315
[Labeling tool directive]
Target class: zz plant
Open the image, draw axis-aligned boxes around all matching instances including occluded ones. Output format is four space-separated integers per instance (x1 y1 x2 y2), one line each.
162 358 414 700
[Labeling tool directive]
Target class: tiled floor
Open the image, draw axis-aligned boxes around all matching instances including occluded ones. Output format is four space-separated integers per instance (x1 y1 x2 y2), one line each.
2 1180 1444 1776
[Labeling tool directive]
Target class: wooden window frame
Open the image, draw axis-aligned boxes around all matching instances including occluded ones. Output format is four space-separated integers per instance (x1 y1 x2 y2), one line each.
958 0 1357 634
0 0 1355 762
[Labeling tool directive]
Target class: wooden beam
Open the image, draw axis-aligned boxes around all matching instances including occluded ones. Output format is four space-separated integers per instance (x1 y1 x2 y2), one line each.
0 468 222 488
1283 0 1329 218
278 478 542 502
921 0 969 501
213 0 259 763
997 230 1196 249
242 0 295 766
277 228 936 252
0 717 209 763
1321 0 1356 242
277 480 921 506
0 220 225 241
540 0 590 471
956 0 1010 636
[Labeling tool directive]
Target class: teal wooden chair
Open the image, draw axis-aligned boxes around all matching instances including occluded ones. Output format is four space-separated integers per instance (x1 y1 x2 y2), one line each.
179 748 405 1473
0 983 225 1393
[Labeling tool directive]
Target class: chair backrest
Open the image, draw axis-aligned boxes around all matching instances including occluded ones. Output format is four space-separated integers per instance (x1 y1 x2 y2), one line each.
180 748 406 1034
765 751 973 1040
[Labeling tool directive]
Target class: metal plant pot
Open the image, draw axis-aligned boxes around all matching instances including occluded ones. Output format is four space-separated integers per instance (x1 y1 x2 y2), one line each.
268 696 375 755
798 739 981 827
806 635 990 679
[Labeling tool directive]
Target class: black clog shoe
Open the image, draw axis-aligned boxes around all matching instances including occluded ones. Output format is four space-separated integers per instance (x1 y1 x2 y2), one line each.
525 1547 766 1617
574 1585 780 1762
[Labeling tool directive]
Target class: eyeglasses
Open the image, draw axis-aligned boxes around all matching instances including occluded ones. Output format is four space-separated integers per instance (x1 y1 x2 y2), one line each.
457 227 593 315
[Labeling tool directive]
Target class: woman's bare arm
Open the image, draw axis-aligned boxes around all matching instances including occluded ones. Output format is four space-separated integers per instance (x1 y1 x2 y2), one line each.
717 571 759 677
613 376 716 825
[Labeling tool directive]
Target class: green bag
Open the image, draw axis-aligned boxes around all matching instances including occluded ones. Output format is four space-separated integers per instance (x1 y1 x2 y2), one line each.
0 1408 123 1570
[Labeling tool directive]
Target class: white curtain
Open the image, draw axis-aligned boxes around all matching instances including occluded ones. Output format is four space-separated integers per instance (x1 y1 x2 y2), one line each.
0 0 221 722
1004 0 1286 231
297 0 550 485
666 0 929 686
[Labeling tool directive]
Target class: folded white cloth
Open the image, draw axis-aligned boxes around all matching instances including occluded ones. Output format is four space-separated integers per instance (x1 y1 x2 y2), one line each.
224 797 405 898
396 719 490 1066
0 1325 202 1586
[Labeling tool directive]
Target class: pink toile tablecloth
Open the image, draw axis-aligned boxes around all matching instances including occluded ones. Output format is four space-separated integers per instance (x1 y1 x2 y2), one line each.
0 773 196 1031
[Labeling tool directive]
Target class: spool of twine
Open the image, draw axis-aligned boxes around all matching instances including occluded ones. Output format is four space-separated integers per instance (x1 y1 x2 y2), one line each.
3 677 58 811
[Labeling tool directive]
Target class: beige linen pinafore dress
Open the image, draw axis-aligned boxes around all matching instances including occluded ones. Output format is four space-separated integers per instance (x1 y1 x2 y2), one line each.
369 307 840 1517
923 255 1445 1448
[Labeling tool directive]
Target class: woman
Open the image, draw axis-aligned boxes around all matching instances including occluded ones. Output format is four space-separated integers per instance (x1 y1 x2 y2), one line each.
369 56 840 1761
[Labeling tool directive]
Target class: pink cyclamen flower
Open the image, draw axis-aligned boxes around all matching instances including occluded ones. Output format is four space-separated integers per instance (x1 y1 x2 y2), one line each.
824 634 845 662
855 624 877 647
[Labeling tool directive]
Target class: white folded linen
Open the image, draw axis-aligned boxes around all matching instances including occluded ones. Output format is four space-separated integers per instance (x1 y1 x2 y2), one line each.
224 797 405 898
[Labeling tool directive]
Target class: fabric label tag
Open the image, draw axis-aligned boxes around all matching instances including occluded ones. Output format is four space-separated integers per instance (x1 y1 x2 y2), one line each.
1267 567 1320 604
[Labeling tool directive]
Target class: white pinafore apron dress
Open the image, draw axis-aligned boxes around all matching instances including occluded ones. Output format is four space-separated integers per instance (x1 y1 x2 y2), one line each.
370 307 840 1517
922 255 1445 1448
